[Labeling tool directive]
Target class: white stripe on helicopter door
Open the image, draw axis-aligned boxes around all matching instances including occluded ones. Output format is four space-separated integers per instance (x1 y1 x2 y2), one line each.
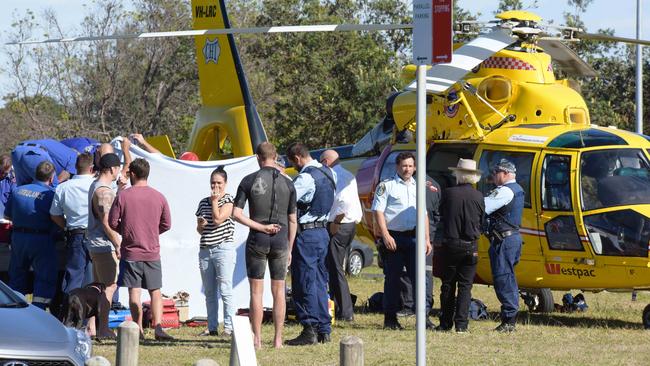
406 28 516 94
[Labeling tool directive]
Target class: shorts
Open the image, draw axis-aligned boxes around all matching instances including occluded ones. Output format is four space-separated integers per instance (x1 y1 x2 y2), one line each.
89 251 119 285
246 225 289 280
118 259 163 290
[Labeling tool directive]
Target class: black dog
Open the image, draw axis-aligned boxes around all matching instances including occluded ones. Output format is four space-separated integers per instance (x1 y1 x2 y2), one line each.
59 283 107 330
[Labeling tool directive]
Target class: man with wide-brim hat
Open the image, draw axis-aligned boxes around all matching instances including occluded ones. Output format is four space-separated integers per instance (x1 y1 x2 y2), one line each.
484 158 524 332
435 158 485 333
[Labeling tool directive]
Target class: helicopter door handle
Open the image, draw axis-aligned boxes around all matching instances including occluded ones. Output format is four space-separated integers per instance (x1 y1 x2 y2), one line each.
574 258 595 266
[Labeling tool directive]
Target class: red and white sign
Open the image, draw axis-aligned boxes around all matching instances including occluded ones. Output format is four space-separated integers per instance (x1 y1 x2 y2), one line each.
413 0 453 65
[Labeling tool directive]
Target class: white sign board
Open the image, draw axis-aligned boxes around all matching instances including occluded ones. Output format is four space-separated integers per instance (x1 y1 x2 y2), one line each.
413 0 433 65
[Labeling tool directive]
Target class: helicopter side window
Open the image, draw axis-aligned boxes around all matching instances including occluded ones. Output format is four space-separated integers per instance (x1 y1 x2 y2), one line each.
541 155 572 211
580 149 650 210
584 210 650 257
379 151 401 182
544 216 583 251
477 150 535 208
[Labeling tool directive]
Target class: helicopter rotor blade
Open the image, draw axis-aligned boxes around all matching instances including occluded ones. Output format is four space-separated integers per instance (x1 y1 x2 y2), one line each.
406 28 516 94
577 32 650 47
4 23 413 45
538 39 597 77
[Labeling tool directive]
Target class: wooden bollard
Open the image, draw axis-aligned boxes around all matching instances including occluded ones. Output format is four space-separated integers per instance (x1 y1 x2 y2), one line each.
340 336 364 366
116 320 140 366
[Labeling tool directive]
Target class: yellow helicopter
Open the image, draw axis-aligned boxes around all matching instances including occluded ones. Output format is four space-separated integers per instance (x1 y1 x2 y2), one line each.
353 10 650 326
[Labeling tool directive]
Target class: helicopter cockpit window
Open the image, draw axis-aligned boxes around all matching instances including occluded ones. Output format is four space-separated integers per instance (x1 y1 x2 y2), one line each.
544 216 584 251
580 149 650 210
426 144 478 191
541 155 572 211
477 150 534 208
584 210 650 257
380 151 401 182
547 129 627 149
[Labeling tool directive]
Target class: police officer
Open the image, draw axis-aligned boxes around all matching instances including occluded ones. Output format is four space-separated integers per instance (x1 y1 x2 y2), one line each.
372 151 432 330
285 142 336 346
485 159 524 332
4 161 57 309
437 159 484 332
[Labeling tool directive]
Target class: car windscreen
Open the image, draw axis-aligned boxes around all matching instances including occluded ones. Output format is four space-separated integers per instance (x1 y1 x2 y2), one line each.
580 149 650 210
0 280 27 307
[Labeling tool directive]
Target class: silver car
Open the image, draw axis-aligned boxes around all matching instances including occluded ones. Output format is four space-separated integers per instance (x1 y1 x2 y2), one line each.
0 280 92 366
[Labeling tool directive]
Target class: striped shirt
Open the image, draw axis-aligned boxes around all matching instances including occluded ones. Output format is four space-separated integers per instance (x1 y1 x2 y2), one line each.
195 194 235 248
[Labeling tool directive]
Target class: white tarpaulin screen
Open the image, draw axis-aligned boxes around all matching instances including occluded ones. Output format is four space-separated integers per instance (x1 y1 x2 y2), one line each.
113 142 272 318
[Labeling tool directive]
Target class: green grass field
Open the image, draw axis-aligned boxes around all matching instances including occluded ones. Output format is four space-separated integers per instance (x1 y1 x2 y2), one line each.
93 264 650 365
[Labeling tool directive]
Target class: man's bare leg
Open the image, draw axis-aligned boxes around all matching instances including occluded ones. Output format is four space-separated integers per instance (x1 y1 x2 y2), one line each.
249 278 264 349
150 288 172 339
271 279 286 348
97 283 117 338
127 287 144 337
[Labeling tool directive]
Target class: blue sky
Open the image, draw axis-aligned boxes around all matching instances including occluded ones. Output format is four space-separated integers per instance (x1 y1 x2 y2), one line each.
1 0 648 102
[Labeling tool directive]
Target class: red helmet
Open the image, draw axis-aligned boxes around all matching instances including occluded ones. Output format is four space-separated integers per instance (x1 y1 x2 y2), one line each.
179 151 199 161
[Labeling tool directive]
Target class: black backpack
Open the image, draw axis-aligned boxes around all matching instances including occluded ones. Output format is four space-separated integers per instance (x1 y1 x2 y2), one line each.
469 298 489 320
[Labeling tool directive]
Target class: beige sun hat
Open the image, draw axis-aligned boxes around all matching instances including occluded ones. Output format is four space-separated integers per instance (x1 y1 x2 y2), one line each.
448 158 482 174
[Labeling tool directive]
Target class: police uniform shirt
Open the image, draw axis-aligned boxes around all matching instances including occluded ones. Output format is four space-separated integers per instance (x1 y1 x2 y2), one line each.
371 173 416 232
5 182 55 231
484 178 517 215
293 160 337 223
49 174 95 229
440 183 485 241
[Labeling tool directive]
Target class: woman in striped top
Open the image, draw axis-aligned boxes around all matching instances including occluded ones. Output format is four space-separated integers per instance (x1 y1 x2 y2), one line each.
195 166 236 336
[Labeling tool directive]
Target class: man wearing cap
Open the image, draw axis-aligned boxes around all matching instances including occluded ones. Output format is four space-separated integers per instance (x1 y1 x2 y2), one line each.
372 151 432 330
436 159 484 332
484 158 524 332
85 153 124 338
4 161 57 310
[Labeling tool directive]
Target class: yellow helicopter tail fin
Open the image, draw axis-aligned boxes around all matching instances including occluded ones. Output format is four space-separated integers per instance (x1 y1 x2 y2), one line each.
189 0 266 160
145 135 176 158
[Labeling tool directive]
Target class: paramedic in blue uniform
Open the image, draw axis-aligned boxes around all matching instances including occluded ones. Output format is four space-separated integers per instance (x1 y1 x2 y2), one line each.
4 161 57 310
12 139 78 186
484 159 525 332
285 142 336 346
60 137 101 155
372 151 432 330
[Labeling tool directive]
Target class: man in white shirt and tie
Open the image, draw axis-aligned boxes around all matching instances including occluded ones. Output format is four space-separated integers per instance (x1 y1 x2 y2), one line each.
320 149 363 322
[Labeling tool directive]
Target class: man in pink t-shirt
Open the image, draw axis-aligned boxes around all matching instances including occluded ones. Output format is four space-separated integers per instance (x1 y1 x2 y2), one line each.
109 158 172 340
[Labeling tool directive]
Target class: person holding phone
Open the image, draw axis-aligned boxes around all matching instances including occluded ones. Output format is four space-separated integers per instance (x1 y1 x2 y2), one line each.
195 166 236 337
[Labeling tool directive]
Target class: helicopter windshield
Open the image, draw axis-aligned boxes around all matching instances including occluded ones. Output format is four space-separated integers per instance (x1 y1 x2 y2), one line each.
580 149 650 211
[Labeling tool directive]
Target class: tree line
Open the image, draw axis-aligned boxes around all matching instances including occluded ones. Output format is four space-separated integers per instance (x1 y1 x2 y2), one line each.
1 0 648 155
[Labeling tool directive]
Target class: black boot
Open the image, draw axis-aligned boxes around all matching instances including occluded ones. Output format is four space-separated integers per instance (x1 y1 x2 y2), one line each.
286 325 317 346
317 333 331 343
383 313 404 330
495 316 517 333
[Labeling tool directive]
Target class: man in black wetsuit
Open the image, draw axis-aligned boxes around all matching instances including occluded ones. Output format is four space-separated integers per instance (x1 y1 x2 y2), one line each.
233 142 297 349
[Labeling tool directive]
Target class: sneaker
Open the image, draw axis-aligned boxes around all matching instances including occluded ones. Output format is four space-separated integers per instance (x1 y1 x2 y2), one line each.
198 329 219 336
223 329 233 337
494 323 516 333
455 328 469 333
425 318 435 330
434 325 451 332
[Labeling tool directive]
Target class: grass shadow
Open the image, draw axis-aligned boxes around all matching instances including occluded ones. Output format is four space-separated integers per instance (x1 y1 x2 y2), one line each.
496 310 645 330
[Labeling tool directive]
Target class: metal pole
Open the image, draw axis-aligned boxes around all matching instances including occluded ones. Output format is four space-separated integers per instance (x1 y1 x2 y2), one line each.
415 63 427 366
636 0 644 134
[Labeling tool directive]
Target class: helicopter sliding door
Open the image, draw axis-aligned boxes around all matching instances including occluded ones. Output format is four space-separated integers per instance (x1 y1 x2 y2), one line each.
475 146 543 288
536 151 597 290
